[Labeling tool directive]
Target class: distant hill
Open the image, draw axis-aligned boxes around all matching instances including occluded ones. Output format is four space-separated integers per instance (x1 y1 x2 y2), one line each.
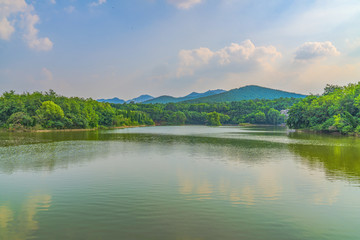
144 89 225 104
98 94 153 104
185 85 306 103
126 94 154 103
98 86 305 105
97 97 125 104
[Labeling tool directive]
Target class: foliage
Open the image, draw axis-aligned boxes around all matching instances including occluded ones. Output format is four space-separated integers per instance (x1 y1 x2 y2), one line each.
0 89 300 130
206 112 221 126
111 97 299 126
287 82 360 134
0 90 154 130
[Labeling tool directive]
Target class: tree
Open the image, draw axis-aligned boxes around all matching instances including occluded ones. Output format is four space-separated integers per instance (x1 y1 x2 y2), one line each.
254 111 266 124
267 108 281 125
169 111 186 125
36 101 65 128
206 112 221 126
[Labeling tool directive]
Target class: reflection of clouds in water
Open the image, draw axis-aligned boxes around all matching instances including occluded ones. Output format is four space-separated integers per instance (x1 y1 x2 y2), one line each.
257 166 282 200
177 160 341 207
296 166 340 206
177 167 282 206
0 194 51 240
313 187 340 205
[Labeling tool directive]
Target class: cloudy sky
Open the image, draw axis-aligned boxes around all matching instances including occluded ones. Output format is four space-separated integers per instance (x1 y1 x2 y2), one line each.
1 0 360 99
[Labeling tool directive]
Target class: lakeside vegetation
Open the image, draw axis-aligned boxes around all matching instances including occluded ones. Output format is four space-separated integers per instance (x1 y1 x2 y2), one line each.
0 90 154 131
287 82 360 135
111 98 299 126
0 89 301 130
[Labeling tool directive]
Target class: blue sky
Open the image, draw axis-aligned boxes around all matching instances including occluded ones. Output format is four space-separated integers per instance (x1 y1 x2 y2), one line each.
1 0 360 99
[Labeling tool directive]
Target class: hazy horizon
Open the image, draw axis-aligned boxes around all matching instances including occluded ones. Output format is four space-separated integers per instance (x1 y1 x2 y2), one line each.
1 0 360 99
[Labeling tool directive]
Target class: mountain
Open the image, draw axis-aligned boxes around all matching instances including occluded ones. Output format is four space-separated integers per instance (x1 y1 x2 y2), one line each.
98 95 153 104
97 97 125 104
144 89 225 104
97 86 305 105
185 85 306 103
126 94 154 103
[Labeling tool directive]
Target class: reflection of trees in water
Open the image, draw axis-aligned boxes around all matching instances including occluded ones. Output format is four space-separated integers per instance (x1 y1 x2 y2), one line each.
0 194 51 240
0 131 288 173
0 141 113 173
109 133 288 164
288 132 360 183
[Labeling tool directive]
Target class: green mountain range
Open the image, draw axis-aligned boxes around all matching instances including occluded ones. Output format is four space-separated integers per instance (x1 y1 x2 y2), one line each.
144 89 225 104
184 85 306 103
98 85 306 104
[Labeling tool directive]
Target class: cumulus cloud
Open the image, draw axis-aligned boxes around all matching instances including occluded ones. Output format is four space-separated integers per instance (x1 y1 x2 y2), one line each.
295 41 340 61
90 0 107 7
0 17 14 40
177 39 281 76
0 0 53 51
21 12 53 51
167 0 203 9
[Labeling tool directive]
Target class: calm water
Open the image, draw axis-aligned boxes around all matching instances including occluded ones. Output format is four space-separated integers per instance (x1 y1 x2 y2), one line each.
0 126 360 240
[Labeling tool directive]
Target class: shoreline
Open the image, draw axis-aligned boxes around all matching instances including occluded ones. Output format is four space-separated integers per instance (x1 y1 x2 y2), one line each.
4 125 149 133
4 123 287 133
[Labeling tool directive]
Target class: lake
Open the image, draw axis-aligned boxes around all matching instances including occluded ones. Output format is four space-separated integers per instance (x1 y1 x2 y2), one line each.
0 126 360 239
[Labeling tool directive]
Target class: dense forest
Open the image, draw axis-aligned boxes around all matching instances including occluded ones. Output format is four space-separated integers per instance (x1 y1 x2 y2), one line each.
287 82 360 134
0 89 301 130
111 98 300 126
0 90 154 130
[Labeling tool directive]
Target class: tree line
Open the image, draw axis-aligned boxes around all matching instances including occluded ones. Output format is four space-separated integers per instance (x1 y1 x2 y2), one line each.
0 90 154 130
111 98 300 126
0 90 301 130
287 82 360 134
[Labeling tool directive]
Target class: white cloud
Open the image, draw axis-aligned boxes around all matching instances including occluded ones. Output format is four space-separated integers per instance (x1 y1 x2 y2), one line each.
167 0 203 9
64 5 75 14
0 0 27 40
21 12 53 51
0 0 53 50
0 17 14 40
49 0 56 4
295 41 340 61
177 39 281 76
90 0 107 7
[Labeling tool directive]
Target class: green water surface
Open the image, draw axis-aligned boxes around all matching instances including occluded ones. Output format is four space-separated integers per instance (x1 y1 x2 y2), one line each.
0 126 359 240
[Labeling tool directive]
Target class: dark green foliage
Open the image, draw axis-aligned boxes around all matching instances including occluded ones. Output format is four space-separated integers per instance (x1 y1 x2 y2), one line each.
0 91 154 130
112 97 299 126
287 82 360 134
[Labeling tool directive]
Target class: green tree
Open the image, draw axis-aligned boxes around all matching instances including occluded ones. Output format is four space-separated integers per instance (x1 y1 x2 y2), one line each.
36 101 65 128
267 108 281 125
254 111 266 124
206 112 221 126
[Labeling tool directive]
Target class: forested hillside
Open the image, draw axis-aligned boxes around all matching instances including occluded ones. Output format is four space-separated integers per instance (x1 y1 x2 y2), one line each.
287 82 360 134
0 90 154 130
112 98 300 126
185 85 306 103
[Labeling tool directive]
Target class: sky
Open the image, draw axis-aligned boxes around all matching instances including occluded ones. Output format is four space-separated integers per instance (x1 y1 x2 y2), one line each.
1 0 360 99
